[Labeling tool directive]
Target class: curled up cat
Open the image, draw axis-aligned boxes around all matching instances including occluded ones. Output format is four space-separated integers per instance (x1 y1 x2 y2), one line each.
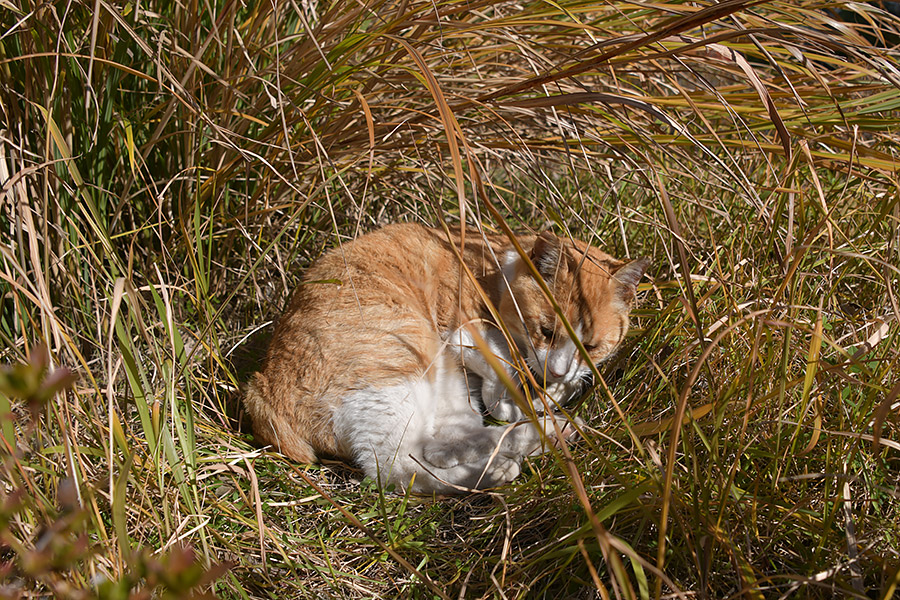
243 223 647 494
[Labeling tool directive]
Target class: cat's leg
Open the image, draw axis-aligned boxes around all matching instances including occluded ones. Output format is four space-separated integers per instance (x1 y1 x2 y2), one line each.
422 418 539 470
331 381 433 492
420 368 580 492
332 360 575 493
329 351 497 492
416 450 522 493
417 414 583 493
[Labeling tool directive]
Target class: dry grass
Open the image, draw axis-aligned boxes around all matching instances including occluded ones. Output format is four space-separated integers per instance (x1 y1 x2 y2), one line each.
1 0 899 597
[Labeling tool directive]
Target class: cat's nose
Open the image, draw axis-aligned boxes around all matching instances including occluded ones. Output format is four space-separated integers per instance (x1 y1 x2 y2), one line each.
547 366 564 379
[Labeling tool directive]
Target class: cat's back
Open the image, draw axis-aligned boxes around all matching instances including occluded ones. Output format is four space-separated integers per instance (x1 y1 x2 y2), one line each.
302 222 504 278
286 223 507 317
301 222 454 286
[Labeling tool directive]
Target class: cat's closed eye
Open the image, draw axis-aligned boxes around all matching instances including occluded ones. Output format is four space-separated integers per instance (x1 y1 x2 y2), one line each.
539 325 555 339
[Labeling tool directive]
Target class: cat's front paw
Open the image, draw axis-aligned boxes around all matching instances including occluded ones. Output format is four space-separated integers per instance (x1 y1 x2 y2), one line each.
527 415 584 454
548 415 584 446
482 382 524 422
489 398 524 422
424 438 497 469
543 381 582 407
423 444 463 469
475 454 521 489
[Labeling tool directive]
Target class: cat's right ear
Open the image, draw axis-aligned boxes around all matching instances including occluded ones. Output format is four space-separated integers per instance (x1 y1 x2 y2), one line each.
612 258 649 304
531 231 566 279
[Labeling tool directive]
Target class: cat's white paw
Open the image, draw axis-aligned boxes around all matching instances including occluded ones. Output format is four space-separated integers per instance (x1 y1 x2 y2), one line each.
525 415 584 454
543 381 570 404
480 379 524 422
423 444 462 469
491 398 524 422
477 454 521 488
549 415 584 446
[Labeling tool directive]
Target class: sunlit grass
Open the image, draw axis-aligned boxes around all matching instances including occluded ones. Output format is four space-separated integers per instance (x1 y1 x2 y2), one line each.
1 0 899 597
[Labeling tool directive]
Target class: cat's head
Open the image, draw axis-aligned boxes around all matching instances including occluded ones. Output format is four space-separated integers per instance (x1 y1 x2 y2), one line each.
499 231 648 387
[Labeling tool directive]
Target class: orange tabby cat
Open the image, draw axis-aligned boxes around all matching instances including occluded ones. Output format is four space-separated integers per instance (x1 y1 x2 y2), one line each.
244 223 646 494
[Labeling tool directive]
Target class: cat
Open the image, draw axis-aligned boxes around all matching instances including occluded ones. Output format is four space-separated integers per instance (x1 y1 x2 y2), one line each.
243 223 647 494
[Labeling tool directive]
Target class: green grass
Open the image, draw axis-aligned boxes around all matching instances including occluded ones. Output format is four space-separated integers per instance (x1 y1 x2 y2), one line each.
1 0 899 597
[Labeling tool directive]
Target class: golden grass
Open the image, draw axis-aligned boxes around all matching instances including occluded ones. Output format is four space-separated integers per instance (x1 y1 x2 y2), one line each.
1 0 899 597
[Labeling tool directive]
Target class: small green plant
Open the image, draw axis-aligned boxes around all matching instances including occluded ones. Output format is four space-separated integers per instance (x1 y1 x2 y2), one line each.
0 346 229 598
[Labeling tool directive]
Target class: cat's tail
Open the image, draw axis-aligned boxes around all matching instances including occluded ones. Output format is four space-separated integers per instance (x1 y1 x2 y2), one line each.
243 373 317 463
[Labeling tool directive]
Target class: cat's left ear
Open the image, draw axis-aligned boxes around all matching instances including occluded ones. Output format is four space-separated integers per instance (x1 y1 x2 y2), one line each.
612 258 649 304
531 231 567 279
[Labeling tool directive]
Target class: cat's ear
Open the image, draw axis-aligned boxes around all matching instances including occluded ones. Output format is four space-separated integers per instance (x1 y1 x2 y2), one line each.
531 231 567 279
611 258 649 304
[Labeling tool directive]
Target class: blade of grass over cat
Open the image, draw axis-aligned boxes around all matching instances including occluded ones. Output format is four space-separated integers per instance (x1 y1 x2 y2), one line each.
461 194 656 598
